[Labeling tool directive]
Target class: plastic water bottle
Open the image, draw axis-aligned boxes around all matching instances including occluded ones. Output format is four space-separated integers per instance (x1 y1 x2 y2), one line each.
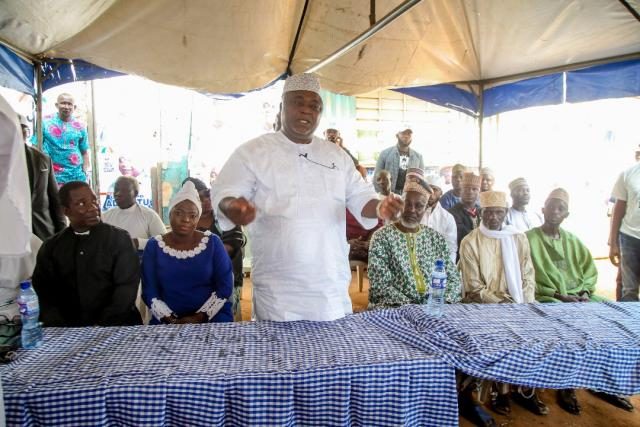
426 259 447 317
17 280 43 349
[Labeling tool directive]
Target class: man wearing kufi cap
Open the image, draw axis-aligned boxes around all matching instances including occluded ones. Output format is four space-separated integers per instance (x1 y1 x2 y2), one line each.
423 174 457 263
213 73 403 321
32 181 142 327
459 191 544 419
368 173 461 310
439 164 467 210
505 177 542 232
373 127 424 195
480 167 495 192
527 191 633 414
448 172 482 260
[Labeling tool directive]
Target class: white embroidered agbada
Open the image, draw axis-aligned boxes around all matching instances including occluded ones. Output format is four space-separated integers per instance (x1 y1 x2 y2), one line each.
214 131 378 321
421 203 457 263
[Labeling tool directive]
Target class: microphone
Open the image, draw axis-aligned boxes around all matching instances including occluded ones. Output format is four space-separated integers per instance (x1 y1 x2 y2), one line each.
299 153 308 158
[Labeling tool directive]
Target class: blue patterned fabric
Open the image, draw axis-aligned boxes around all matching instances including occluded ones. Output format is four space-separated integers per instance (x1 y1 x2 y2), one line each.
40 113 89 184
0 311 458 426
367 302 640 395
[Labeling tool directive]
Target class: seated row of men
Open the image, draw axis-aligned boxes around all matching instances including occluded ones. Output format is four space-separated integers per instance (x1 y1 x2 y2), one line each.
364 170 631 425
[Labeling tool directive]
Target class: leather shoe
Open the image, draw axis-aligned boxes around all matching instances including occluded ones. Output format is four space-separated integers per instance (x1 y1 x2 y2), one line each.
589 390 635 412
459 393 497 427
490 393 511 415
557 388 581 415
512 390 549 416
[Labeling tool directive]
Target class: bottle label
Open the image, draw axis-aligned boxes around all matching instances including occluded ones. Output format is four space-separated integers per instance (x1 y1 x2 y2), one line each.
18 300 39 315
431 277 446 290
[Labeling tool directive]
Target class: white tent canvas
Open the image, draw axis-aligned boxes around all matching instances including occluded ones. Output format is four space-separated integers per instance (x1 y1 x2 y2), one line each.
1 0 639 95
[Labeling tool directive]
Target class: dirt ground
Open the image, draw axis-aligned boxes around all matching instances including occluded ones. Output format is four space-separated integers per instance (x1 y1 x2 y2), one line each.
238 261 640 426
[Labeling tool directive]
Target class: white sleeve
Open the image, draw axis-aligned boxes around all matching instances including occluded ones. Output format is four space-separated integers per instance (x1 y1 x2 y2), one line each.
150 298 174 321
147 210 167 237
212 146 258 231
445 215 458 264
345 166 379 230
197 291 227 320
611 172 627 201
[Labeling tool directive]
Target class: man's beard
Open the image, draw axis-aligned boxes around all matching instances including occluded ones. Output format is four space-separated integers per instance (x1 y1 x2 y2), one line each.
399 217 419 229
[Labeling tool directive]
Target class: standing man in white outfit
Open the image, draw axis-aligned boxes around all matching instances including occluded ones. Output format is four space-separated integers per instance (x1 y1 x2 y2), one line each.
213 74 402 321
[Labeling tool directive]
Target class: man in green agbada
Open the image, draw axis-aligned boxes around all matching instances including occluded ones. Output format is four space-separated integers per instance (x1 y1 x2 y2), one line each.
527 188 634 415
526 188 605 303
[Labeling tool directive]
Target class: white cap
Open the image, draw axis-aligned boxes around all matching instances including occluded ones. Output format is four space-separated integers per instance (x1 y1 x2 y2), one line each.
283 73 321 95
425 175 444 189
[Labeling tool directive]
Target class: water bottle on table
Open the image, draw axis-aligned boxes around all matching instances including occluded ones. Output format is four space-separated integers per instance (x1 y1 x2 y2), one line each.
17 280 43 349
426 259 447 317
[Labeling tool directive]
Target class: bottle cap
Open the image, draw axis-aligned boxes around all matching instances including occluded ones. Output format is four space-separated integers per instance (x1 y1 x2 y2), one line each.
20 280 31 290
435 259 444 268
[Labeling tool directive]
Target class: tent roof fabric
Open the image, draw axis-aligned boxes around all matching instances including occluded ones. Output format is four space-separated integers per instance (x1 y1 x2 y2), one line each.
1 0 639 95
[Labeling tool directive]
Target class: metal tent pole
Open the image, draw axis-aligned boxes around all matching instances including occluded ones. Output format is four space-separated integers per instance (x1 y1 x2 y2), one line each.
478 84 484 170
305 0 422 73
35 62 43 151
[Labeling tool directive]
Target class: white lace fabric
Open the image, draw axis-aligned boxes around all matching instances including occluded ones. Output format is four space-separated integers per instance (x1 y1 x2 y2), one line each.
150 298 174 321
156 230 211 259
198 292 226 320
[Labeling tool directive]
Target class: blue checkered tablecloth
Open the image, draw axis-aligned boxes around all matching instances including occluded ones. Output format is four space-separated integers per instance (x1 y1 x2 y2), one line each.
367 302 640 395
0 312 458 427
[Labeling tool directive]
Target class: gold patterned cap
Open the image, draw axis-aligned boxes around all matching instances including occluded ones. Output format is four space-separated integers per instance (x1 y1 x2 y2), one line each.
403 174 432 196
479 191 508 208
508 177 528 191
283 73 321 95
461 172 481 188
546 188 569 205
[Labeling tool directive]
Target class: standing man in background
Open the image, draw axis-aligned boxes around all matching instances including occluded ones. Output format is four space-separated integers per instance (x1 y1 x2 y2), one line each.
41 93 90 186
439 164 467 210
374 128 424 195
610 161 640 301
19 115 66 240
325 128 367 179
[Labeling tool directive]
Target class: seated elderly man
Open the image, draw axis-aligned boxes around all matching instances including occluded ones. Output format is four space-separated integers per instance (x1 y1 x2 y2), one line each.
368 174 461 309
459 191 546 420
527 188 634 414
103 176 166 251
32 181 142 327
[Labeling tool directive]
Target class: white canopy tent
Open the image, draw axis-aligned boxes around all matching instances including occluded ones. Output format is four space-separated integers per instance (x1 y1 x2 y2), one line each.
1 0 639 95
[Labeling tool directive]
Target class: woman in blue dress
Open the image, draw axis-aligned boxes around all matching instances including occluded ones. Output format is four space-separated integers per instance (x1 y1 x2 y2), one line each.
142 181 233 324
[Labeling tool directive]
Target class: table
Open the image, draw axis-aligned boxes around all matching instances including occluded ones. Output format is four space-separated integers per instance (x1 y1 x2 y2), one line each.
368 302 640 395
1 311 458 427
3 302 639 426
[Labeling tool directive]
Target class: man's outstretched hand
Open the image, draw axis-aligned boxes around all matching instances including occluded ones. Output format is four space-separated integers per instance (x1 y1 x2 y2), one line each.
377 194 404 221
220 197 257 226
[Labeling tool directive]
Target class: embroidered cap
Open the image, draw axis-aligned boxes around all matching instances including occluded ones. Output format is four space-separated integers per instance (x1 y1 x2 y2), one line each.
508 177 528 192
425 175 444 189
479 191 508 208
283 73 321 95
546 188 569 206
480 167 494 177
461 172 481 188
403 171 432 197
168 181 202 217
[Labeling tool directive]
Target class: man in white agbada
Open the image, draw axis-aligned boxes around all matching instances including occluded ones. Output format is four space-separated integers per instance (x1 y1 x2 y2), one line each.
459 191 535 304
421 174 457 263
213 74 403 321
505 177 542 232
103 176 166 251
